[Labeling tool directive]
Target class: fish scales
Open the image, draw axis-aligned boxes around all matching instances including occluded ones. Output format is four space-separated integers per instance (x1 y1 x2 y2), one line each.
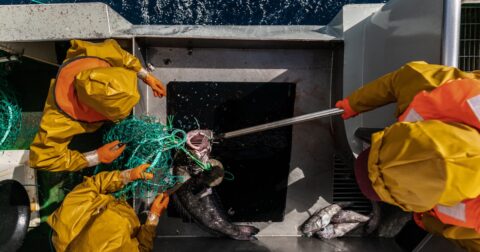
172 150 259 240
331 210 370 224
316 223 360 239
300 204 343 237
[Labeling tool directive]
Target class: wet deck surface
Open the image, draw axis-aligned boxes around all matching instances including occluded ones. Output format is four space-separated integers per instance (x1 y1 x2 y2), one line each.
154 236 404 252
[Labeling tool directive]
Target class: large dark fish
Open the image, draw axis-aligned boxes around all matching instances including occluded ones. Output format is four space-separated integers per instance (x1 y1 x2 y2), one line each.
172 177 260 240
170 130 259 241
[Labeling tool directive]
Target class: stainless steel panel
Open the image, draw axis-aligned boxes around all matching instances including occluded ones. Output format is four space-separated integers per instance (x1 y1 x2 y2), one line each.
0 3 131 42
443 0 462 67
0 4 338 42
339 0 445 154
129 25 337 41
138 43 341 237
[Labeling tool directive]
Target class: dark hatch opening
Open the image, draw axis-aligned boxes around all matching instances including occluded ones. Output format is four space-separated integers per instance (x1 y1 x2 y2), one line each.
167 81 296 222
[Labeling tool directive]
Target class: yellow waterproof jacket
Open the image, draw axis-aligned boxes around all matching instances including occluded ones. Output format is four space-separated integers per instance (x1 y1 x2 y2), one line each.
347 62 480 249
349 61 480 116
29 39 143 172
47 171 156 252
369 120 480 212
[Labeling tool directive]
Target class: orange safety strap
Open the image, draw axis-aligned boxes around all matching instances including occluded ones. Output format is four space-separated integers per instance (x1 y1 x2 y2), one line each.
54 57 111 123
428 197 480 233
398 78 480 130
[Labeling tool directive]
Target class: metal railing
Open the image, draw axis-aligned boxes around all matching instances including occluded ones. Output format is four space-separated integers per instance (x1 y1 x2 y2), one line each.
443 0 462 67
459 3 480 71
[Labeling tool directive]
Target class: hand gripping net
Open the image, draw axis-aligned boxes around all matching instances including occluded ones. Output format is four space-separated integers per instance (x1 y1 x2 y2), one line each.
96 116 211 199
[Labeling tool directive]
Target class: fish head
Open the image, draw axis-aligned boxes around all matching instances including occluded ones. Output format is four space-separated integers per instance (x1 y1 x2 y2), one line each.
186 129 213 163
300 216 323 236
316 225 335 239
302 204 342 233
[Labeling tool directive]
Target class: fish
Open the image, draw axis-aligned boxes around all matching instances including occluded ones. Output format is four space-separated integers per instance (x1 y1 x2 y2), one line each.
331 210 370 224
300 203 344 237
170 135 259 241
315 223 360 239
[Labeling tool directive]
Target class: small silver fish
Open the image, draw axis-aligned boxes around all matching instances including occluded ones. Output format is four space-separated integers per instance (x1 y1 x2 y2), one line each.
316 222 360 239
331 210 370 224
301 204 343 237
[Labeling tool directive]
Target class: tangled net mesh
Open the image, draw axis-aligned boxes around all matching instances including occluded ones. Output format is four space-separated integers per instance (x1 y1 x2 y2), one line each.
96 116 210 199
0 57 21 150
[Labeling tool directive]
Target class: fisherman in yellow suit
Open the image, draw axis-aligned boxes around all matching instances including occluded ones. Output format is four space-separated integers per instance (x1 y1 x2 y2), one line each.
29 39 166 172
335 61 480 251
47 164 169 252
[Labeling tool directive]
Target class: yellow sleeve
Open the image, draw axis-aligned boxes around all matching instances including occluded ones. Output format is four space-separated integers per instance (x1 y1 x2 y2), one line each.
348 61 478 116
47 171 124 252
422 214 480 252
29 81 103 172
66 39 143 72
137 224 157 252
473 70 480 78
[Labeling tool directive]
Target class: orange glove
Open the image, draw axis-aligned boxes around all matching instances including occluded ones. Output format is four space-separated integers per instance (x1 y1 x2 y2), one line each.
97 140 126 164
150 192 169 217
413 213 426 230
143 74 166 97
120 163 154 184
129 163 154 180
146 192 170 225
335 98 359 120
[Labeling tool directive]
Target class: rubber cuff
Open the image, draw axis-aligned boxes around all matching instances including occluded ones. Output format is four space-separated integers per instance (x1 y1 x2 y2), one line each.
137 68 149 80
119 169 132 185
146 212 160 226
83 150 100 167
343 98 357 118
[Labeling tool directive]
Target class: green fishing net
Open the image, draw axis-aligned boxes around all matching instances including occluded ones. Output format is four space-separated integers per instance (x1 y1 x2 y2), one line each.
96 116 191 199
0 57 21 150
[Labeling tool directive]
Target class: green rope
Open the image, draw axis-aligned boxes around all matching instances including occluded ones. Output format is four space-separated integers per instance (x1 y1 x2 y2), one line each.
224 170 235 181
0 105 13 146
96 116 212 199
179 146 212 171
0 58 21 150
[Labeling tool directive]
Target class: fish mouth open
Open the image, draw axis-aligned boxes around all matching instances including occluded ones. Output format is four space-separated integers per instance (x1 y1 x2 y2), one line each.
186 130 213 163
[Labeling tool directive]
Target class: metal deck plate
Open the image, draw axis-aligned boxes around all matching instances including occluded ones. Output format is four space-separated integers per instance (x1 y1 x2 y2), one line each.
154 237 404 252
138 45 341 237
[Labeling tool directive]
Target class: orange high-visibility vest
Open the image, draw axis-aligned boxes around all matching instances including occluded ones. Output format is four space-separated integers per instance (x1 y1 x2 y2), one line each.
398 78 480 232
428 198 480 233
399 78 480 130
